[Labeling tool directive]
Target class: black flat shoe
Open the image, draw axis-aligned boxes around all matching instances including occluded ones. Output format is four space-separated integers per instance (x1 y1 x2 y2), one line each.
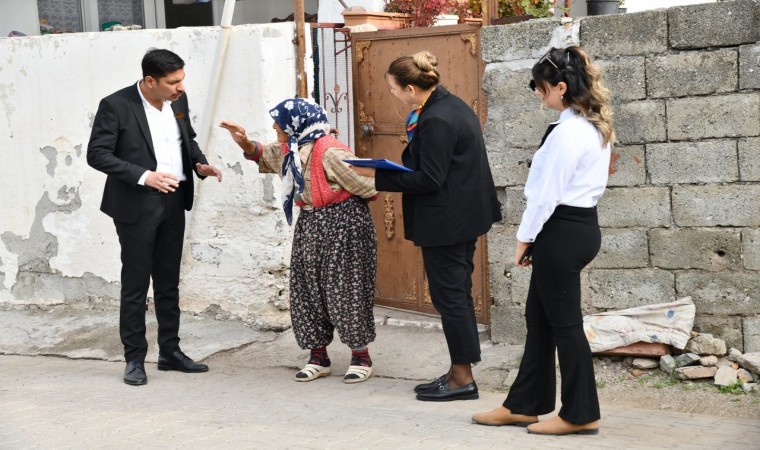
157 350 209 373
123 361 147 386
416 381 478 402
414 374 447 394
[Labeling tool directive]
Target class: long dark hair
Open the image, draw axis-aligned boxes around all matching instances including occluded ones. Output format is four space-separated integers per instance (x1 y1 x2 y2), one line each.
532 46 615 146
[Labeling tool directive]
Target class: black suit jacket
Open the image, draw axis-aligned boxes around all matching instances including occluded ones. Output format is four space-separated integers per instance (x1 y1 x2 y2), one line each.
375 86 502 247
87 84 208 223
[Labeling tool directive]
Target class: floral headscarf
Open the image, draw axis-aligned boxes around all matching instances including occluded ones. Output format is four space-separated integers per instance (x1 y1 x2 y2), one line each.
269 98 331 225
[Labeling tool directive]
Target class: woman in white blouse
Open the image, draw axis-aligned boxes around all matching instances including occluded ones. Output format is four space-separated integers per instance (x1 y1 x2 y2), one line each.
472 46 615 436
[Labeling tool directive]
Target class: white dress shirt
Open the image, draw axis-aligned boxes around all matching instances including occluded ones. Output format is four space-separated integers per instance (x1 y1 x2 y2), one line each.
136 81 186 185
516 108 611 243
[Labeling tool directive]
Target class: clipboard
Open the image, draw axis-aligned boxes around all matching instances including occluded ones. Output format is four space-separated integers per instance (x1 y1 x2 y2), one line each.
343 158 413 172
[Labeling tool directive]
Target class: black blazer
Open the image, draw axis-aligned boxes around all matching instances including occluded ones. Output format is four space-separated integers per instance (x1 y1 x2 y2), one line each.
375 86 502 247
87 84 208 223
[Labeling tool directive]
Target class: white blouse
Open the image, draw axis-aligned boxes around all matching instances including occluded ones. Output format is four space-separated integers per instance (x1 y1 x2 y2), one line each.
516 108 611 243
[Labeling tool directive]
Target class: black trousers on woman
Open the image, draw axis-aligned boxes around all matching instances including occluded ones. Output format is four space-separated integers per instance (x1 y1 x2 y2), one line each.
421 239 481 365
504 205 601 424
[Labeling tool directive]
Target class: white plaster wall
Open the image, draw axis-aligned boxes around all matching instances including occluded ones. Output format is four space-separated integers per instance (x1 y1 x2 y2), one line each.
0 23 311 329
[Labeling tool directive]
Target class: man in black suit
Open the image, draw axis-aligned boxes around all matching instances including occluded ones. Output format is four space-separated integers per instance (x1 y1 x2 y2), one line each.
87 49 222 386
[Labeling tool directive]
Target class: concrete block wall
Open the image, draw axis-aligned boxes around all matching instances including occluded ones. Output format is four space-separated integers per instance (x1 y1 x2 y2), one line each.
481 0 760 352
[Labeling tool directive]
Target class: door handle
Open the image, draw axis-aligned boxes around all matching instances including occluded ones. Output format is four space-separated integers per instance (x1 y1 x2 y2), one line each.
360 123 374 138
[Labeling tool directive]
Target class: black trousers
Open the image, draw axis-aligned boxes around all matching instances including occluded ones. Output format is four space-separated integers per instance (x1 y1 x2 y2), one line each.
421 240 481 365
114 185 186 363
504 205 601 424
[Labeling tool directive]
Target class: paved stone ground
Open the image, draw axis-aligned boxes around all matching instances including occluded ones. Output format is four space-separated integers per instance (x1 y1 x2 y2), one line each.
0 307 758 449
1 354 759 450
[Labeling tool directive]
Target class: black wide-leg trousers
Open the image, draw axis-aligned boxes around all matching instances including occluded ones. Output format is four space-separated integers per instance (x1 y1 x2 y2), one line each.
504 205 601 424
422 239 481 365
114 185 186 363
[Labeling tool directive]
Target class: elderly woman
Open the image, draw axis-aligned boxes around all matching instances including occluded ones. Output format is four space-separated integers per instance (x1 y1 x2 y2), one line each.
220 99 378 384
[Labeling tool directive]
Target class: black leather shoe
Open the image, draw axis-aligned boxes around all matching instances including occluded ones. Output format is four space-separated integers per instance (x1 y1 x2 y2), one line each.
414 374 447 394
416 381 478 402
123 361 147 386
157 350 209 373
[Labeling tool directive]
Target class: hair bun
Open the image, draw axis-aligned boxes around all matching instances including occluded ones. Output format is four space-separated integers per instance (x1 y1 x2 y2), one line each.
413 51 438 73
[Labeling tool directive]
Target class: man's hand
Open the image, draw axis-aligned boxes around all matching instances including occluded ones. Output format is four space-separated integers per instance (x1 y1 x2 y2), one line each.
145 171 180 193
196 163 222 182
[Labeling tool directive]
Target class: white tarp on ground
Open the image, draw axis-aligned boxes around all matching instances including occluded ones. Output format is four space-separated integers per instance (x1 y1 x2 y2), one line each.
583 297 696 353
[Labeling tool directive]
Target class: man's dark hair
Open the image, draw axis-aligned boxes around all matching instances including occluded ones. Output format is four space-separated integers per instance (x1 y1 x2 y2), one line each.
141 49 185 80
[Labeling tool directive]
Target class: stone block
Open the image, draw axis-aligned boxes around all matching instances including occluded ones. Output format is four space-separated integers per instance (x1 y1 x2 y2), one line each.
700 355 718 367
646 49 738 98
649 228 741 271
744 316 760 353
485 146 535 187
713 366 739 386
742 229 760 271
614 100 667 144
728 347 743 362
647 140 738 185
675 353 701 367
737 368 755 383
598 187 671 228
675 365 718 380
684 333 727 356
667 94 760 141
596 342 671 357
632 358 659 370
488 225 517 307
588 268 675 309
510 265 532 306
737 352 760 375
607 145 646 187
581 10 668 58
481 18 573 63
738 137 760 181
596 57 647 103
489 305 527 345
672 185 760 227
669 0 760 49
739 44 760 90
589 228 649 269
660 354 676 373
502 187 525 226
482 63 537 115
677 271 760 315
693 316 744 352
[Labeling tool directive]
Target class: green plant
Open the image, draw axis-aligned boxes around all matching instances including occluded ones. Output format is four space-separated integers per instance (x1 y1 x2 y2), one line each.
717 381 746 395
466 0 558 18
596 379 606 388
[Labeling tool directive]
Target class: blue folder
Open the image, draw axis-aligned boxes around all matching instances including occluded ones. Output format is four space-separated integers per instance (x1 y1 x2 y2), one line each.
343 158 412 172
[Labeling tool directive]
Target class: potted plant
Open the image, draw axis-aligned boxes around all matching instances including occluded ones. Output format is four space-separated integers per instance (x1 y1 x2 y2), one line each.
618 0 626 13
383 0 453 28
341 5 412 29
465 0 559 24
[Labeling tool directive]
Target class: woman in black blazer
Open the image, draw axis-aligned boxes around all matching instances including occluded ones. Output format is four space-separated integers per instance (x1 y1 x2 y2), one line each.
351 51 501 401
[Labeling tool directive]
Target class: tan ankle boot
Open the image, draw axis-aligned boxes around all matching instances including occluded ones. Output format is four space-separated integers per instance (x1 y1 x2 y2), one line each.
471 406 538 427
527 416 600 435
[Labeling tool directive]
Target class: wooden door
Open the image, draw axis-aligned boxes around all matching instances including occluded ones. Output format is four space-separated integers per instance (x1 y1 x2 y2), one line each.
351 24 491 324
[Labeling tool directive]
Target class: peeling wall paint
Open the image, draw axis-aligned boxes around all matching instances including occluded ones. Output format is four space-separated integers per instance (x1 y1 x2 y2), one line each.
0 24 311 330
